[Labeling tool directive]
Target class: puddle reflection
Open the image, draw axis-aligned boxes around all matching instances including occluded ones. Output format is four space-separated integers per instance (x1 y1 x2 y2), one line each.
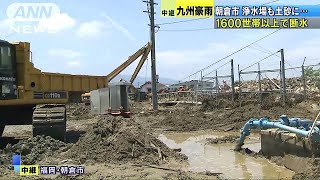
159 131 294 179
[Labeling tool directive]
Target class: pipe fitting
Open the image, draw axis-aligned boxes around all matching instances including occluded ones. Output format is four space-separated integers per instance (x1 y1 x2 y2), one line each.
280 115 289 125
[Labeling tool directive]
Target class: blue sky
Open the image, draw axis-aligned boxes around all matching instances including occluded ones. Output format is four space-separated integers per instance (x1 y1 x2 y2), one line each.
0 0 319 84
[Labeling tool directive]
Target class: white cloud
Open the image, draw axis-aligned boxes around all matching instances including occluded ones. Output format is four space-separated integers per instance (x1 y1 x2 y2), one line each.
66 61 81 67
75 14 136 40
286 38 320 66
156 30 320 80
102 14 136 41
36 13 76 33
0 13 75 35
48 49 81 59
0 19 14 36
156 42 239 79
76 20 111 38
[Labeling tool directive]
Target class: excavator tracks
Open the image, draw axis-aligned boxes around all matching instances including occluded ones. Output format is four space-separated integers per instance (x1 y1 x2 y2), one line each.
32 104 66 142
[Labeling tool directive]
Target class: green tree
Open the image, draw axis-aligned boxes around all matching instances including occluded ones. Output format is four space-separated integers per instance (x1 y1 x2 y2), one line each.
305 67 320 88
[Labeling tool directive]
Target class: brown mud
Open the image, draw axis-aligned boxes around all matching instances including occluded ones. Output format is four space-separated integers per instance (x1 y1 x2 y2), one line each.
66 103 94 120
238 146 320 179
205 135 239 144
0 104 220 179
64 116 188 165
1 96 320 179
134 99 320 132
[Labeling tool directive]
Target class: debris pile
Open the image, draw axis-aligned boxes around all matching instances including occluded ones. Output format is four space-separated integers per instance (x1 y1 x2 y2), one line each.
67 103 94 120
65 116 187 165
236 77 320 96
1 136 69 165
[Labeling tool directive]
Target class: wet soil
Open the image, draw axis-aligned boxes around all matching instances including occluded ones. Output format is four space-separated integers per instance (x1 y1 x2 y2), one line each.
134 100 320 132
0 104 218 179
159 131 294 179
66 103 94 120
64 115 188 165
238 145 320 179
1 97 320 179
205 135 239 144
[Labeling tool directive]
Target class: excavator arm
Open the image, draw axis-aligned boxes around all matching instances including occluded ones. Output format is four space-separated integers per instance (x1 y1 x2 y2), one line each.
105 42 151 82
129 44 151 92
81 42 151 103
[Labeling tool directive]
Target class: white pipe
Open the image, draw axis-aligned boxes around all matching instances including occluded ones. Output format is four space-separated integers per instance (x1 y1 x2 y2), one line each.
308 111 320 139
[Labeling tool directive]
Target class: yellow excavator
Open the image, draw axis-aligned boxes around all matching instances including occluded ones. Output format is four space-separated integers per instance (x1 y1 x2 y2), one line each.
0 40 150 141
80 43 151 105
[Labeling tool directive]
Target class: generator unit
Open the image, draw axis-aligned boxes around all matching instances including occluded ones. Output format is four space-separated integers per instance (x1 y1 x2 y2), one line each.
90 88 110 115
90 81 131 118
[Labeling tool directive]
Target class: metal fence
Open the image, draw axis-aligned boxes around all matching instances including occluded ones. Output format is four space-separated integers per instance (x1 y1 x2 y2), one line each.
157 56 320 106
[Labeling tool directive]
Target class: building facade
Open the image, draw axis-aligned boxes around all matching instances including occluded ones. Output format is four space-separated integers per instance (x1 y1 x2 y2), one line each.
167 80 213 92
139 81 167 93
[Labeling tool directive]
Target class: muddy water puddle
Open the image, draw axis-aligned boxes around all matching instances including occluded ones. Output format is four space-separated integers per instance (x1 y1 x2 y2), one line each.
158 131 294 179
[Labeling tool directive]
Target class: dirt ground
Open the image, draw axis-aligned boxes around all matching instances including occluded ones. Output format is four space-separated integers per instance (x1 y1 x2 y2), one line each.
1 96 320 179
0 104 220 179
133 98 320 132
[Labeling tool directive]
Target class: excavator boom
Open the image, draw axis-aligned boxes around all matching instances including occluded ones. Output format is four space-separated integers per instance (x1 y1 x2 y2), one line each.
106 42 151 82
81 42 151 103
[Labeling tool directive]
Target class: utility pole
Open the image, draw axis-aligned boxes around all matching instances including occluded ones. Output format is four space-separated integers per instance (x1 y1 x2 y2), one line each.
143 0 158 111
302 57 307 100
280 49 286 106
230 59 235 102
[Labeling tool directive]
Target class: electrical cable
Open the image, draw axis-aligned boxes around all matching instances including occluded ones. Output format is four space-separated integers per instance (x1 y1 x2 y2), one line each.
182 28 281 81
241 51 279 71
250 44 300 74
204 60 231 77
157 17 210 25
159 28 214 32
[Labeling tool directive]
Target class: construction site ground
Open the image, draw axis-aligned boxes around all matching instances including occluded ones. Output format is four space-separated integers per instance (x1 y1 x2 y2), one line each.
1 97 320 179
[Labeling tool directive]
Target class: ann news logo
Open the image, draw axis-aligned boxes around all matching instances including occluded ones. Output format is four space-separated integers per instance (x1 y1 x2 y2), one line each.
6 3 62 34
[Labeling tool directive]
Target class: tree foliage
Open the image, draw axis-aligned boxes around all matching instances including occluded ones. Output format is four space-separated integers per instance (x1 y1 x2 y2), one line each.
304 67 320 88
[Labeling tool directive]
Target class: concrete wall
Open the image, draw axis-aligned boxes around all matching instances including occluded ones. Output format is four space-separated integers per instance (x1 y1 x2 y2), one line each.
260 129 320 158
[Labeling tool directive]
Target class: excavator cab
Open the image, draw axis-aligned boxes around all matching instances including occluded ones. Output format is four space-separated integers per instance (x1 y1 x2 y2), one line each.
0 40 17 100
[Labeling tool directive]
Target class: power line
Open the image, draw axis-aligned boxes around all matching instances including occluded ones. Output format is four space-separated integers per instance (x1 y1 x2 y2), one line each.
241 51 279 71
159 28 214 32
261 0 280 5
204 60 231 77
157 17 210 25
250 44 300 73
182 28 281 81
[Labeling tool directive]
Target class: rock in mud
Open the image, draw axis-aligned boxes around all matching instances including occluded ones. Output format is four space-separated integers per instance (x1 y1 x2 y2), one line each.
206 135 239 144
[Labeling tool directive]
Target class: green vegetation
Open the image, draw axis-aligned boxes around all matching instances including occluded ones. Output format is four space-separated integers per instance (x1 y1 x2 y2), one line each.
305 67 320 88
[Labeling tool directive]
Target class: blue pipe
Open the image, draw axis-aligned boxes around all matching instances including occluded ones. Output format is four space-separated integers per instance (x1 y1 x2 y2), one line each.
234 115 320 151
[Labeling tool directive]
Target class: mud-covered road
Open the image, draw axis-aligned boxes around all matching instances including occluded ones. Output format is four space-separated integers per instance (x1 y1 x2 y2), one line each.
1 99 320 179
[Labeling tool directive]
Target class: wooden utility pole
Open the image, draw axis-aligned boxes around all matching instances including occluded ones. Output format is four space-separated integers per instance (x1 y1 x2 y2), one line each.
144 0 158 111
